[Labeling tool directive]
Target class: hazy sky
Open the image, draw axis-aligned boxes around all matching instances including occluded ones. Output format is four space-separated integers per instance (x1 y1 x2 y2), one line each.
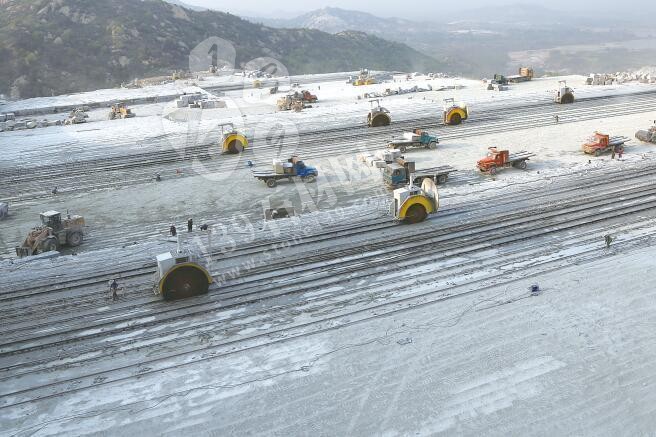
181 0 653 20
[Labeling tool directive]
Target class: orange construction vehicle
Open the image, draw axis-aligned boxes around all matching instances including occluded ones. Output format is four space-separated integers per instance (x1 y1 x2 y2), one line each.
582 132 629 156
300 90 318 103
476 147 535 175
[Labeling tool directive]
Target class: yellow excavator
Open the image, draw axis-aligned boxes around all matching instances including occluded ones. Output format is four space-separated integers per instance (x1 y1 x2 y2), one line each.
218 122 248 154
443 98 468 125
155 249 213 300
393 178 439 224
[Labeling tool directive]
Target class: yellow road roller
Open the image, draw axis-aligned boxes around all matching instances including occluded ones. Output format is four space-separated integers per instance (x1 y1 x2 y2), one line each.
155 250 213 300
368 99 391 127
443 98 468 125
393 178 439 224
219 122 248 154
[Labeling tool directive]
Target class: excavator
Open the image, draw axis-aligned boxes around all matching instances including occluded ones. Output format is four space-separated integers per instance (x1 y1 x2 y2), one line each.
443 98 468 125
218 122 248 154
155 249 213 300
393 178 439 224
367 99 391 127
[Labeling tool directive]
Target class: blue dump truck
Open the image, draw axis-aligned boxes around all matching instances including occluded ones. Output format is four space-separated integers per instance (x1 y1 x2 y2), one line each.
383 158 456 188
387 128 439 153
253 156 318 188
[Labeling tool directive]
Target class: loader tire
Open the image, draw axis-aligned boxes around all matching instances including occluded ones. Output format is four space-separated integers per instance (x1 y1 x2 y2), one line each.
399 145 407 153
428 141 437 149
42 238 58 253
489 166 497 175
302 175 316 183
67 231 83 247
266 178 277 188
595 149 602 157
437 174 448 184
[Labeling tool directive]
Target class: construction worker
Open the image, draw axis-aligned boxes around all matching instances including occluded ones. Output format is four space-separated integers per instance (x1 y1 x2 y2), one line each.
611 145 616 160
51 186 58 195
554 114 559 124
109 279 119 301
155 173 161 182
618 147 624 160
187 218 193 232
170 224 177 237
604 234 613 248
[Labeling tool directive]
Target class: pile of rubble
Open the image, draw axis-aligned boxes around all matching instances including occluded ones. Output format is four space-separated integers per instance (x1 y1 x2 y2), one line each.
636 123 656 144
586 67 656 86
175 92 226 109
363 84 433 99
0 107 89 132
357 148 403 168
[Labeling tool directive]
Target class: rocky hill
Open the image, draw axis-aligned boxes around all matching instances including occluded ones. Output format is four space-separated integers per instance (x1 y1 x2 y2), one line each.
0 0 442 98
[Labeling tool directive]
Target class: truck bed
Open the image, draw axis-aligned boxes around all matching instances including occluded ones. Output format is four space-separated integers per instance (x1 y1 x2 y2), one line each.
608 136 630 146
508 151 535 162
252 170 294 179
413 165 457 176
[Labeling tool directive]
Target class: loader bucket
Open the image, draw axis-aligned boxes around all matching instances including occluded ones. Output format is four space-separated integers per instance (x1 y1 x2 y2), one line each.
15 246 31 258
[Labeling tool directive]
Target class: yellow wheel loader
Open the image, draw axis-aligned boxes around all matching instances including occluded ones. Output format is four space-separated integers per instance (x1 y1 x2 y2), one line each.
353 68 377 86
443 98 468 125
393 178 439 224
108 102 136 120
218 122 248 154
16 210 85 257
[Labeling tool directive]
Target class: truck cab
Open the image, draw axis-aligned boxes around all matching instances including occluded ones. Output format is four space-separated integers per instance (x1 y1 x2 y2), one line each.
586 132 609 148
477 147 509 171
414 129 438 145
293 159 318 177
384 163 407 186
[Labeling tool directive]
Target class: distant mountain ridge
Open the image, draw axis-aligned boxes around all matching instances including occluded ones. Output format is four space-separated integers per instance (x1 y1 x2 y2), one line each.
251 7 432 35
0 0 442 98
252 6 640 76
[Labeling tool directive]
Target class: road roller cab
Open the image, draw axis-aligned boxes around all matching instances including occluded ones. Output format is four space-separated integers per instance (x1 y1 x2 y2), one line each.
218 122 248 154
156 251 213 300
